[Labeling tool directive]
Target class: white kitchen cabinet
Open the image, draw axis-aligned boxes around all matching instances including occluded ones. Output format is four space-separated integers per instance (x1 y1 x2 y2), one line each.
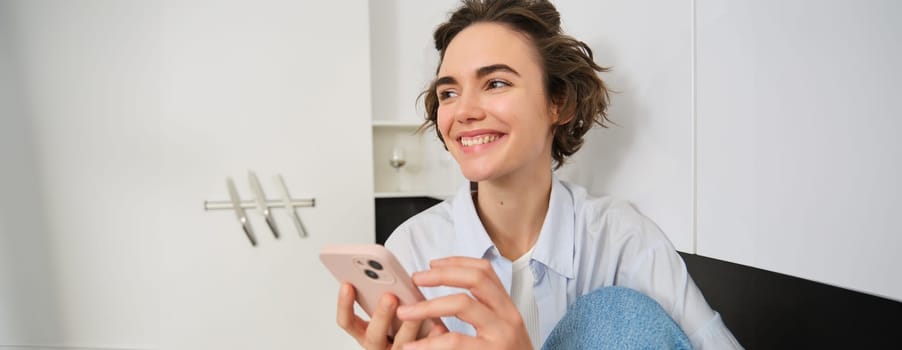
695 0 902 301
1 1 163 346
1 1 375 349
371 122 460 199
368 0 464 200
158 1 374 348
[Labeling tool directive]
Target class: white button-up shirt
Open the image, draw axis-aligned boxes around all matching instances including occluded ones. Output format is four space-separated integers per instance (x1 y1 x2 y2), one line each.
385 177 743 349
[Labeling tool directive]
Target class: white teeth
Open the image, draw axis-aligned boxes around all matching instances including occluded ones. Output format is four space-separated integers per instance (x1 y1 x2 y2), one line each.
461 134 499 147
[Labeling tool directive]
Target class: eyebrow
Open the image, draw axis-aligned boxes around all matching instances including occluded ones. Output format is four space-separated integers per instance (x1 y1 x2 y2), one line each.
434 64 521 87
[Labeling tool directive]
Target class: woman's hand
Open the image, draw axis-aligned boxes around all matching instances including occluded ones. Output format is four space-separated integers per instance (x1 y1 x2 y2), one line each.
396 257 533 350
336 283 446 350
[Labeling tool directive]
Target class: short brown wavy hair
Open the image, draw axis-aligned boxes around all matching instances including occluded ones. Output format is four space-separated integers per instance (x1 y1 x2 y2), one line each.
420 0 611 169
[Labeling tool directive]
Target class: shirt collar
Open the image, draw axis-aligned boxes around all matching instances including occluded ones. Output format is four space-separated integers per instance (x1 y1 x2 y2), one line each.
452 181 496 259
532 175 576 279
451 176 576 279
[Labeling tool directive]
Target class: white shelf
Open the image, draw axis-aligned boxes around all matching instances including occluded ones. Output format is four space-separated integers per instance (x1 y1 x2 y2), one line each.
372 120 423 128
374 192 451 200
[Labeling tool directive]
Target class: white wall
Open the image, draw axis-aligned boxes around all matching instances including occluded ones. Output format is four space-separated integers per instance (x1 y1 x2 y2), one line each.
553 0 696 253
369 0 460 123
695 0 902 301
0 1 159 347
156 1 372 348
0 3 66 344
1 0 375 349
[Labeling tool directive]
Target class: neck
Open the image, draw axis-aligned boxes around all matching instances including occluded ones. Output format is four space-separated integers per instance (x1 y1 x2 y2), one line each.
474 170 553 261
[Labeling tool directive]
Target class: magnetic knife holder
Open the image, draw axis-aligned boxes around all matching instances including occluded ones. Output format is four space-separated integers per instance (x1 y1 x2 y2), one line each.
204 171 314 246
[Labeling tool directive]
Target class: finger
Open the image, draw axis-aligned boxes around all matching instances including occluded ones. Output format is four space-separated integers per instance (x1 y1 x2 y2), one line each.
412 265 513 314
397 293 495 331
403 332 487 350
363 293 397 349
429 256 495 270
389 320 422 350
424 257 504 290
336 283 368 341
413 265 500 289
428 321 449 336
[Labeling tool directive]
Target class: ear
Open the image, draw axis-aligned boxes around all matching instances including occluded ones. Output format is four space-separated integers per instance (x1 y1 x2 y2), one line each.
548 97 560 123
549 97 572 126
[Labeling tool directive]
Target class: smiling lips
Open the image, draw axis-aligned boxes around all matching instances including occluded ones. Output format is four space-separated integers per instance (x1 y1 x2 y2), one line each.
461 134 500 146
458 132 505 152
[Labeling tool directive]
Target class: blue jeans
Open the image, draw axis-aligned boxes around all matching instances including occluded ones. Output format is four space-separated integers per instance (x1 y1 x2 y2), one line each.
542 286 692 350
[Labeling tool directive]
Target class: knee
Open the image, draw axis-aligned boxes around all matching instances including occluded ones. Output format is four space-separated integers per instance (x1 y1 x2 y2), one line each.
546 287 691 349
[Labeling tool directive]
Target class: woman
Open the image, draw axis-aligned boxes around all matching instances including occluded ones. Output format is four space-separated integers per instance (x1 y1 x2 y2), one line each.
338 0 742 348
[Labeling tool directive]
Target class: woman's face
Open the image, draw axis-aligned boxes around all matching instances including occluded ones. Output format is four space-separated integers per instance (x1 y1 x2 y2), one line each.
435 22 558 183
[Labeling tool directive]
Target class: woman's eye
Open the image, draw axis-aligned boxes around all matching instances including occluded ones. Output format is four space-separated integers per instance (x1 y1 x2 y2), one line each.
487 79 510 89
438 90 458 101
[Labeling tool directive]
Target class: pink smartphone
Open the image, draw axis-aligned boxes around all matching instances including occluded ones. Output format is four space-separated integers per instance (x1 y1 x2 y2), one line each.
319 244 442 339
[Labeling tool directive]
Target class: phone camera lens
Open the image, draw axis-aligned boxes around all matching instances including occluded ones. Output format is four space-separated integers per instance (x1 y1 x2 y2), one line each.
367 260 384 271
364 269 379 280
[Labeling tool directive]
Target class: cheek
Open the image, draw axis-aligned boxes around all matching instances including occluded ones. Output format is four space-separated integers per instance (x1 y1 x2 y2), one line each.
483 95 514 120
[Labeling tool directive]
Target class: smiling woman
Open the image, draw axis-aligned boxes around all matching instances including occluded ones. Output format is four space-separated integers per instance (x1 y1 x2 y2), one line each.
334 0 742 349
424 11 612 174
433 23 560 184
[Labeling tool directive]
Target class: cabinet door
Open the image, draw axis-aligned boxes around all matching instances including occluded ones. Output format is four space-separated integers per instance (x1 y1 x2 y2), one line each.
158 1 373 349
696 0 902 301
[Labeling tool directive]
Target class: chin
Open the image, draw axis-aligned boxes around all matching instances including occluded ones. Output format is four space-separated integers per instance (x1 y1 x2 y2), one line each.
459 163 497 183
462 173 491 183
452 150 507 183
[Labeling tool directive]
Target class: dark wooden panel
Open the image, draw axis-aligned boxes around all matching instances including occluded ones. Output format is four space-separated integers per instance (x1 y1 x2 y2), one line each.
374 197 441 245
681 253 902 349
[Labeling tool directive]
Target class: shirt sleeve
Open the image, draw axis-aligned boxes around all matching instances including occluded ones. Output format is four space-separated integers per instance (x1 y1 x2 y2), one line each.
384 223 420 275
616 214 744 349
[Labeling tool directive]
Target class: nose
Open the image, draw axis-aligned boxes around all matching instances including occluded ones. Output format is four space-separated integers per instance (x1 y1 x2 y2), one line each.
453 92 485 123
